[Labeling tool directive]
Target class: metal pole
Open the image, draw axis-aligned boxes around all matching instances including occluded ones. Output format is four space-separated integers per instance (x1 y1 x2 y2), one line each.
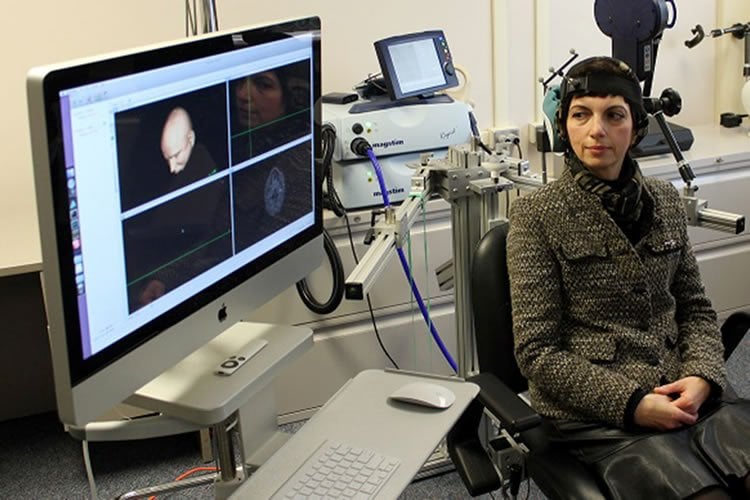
202 0 219 32
212 414 238 483
451 198 473 378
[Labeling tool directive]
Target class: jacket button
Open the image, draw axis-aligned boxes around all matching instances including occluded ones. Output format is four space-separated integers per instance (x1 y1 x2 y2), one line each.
647 355 660 367
633 284 648 295
665 336 676 350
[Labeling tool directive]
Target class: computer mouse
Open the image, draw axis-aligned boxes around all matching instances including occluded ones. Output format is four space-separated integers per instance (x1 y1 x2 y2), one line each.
388 381 456 409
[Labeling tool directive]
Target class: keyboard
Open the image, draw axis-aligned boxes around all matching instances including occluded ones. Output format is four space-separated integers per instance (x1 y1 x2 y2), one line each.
272 440 401 499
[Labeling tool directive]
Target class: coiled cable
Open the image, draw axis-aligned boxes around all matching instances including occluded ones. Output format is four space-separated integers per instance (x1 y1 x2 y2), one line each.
295 229 345 315
295 124 346 314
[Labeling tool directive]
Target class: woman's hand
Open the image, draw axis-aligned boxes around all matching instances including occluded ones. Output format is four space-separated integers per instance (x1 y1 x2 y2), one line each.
633 393 698 430
653 376 712 416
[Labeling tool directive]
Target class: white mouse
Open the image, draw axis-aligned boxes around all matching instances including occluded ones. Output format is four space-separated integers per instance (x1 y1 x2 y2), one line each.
389 381 456 409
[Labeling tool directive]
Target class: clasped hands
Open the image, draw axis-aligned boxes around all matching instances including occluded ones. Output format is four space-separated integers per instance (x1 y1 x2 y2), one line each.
634 376 712 431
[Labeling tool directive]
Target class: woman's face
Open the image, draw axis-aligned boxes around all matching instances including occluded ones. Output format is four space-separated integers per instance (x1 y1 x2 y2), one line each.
235 71 285 128
566 94 636 181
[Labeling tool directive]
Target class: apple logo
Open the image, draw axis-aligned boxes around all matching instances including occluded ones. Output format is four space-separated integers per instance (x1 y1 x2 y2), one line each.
217 303 228 322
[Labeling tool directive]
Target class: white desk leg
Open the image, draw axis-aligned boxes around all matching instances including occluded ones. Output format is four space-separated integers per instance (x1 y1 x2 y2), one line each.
238 384 292 469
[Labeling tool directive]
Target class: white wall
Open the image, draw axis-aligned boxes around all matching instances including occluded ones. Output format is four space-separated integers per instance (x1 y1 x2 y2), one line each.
536 0 717 126
1 0 493 270
2 0 740 270
3 2 184 270
716 0 750 115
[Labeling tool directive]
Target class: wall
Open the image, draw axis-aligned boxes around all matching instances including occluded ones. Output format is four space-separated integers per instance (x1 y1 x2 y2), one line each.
716 0 750 115
533 0 718 127
1 0 493 272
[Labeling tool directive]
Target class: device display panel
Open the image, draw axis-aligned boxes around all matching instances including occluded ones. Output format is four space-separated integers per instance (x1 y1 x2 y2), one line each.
374 30 458 100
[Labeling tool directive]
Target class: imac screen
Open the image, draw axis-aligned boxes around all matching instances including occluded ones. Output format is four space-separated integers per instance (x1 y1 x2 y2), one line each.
28 17 322 423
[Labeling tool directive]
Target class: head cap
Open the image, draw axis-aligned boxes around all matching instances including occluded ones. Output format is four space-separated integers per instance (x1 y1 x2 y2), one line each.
556 56 649 151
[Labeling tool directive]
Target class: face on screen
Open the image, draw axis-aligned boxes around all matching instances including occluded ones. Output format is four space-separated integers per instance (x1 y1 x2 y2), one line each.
229 61 311 166
160 107 196 174
233 71 286 129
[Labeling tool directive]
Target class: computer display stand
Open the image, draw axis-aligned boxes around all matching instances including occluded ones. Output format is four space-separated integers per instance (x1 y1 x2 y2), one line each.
70 322 313 499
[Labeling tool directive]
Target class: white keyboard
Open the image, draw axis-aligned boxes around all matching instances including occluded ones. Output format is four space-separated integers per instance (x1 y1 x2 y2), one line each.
272 440 401 499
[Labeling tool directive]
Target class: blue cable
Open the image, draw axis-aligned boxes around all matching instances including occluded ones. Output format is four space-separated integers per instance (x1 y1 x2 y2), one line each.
366 149 392 207
395 247 458 373
364 148 458 373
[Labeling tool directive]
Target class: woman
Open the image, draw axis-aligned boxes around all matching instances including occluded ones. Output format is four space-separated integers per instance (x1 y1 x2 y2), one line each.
506 56 750 499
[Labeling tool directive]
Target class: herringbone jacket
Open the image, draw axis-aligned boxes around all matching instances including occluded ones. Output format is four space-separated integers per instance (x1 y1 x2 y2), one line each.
507 167 727 428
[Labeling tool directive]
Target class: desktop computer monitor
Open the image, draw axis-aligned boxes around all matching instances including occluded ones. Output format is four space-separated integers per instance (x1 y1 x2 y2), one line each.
27 17 323 427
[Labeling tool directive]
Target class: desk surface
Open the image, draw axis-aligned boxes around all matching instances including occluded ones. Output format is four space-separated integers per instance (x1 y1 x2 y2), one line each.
638 123 750 174
0 218 41 278
126 322 312 426
230 369 479 499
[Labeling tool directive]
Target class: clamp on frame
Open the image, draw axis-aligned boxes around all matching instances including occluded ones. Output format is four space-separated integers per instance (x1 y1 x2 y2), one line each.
645 89 746 235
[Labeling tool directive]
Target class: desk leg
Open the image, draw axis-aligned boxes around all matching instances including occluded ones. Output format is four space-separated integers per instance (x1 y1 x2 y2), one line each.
213 412 247 500
239 384 292 469
200 428 214 462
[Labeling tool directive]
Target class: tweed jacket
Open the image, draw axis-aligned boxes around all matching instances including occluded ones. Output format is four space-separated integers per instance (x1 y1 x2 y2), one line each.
506 166 727 429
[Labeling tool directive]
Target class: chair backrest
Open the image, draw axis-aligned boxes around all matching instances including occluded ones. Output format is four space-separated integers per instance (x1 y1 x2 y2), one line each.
471 223 528 394
721 311 750 361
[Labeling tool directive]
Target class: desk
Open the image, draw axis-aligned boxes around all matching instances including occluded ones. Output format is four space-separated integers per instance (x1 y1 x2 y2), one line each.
122 322 312 469
127 322 312 426
230 369 479 499
0 197 41 279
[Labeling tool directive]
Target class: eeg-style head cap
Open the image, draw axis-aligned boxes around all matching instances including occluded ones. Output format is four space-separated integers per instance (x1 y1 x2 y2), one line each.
556 56 649 151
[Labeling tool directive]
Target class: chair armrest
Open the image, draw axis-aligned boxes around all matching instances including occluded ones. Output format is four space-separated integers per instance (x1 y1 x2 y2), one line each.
447 398 503 496
447 372 543 496
468 372 542 433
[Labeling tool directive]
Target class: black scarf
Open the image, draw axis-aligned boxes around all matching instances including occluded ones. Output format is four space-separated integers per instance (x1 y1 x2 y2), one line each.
567 154 644 226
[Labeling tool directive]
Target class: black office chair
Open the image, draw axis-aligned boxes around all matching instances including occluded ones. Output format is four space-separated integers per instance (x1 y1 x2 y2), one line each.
447 223 750 499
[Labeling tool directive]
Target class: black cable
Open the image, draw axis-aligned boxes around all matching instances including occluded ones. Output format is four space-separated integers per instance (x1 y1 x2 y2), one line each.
509 463 523 497
295 229 345 315
523 459 531 500
343 209 399 370
514 140 523 159
478 140 494 156
295 123 346 314
321 124 346 217
367 293 399 369
299 121 398 366
467 110 494 155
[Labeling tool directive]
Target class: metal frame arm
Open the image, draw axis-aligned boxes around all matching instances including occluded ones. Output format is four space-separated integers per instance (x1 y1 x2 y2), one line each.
344 170 433 300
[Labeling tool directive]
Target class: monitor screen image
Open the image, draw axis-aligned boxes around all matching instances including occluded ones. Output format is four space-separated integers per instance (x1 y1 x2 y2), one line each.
374 30 459 101
28 17 322 426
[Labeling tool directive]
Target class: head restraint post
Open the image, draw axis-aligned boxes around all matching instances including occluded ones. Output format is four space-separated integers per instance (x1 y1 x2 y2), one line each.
541 49 579 91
